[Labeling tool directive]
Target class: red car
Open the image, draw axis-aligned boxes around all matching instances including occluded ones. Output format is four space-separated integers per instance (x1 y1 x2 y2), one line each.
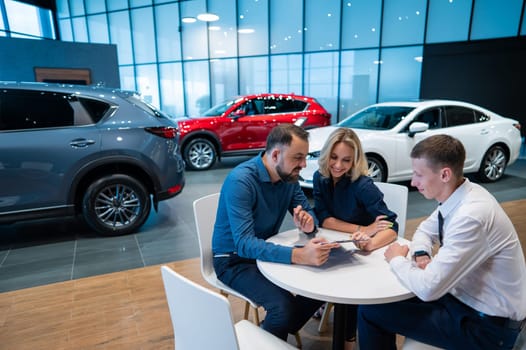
176 93 331 170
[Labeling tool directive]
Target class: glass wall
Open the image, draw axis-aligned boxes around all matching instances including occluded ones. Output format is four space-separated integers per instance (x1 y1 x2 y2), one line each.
3 0 525 121
1 0 55 39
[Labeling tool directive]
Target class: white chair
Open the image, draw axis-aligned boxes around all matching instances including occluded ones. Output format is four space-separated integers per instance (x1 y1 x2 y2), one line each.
317 182 409 333
193 193 302 347
375 182 409 238
193 193 260 322
160 265 297 350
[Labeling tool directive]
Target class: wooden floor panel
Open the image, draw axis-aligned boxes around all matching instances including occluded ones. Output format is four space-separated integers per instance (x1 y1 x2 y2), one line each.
1 199 525 350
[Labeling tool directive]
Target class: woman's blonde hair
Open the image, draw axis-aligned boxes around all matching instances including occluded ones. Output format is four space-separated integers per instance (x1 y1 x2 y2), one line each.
318 127 369 181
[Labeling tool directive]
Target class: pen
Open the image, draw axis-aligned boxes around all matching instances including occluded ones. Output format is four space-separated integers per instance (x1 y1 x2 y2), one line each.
293 239 369 248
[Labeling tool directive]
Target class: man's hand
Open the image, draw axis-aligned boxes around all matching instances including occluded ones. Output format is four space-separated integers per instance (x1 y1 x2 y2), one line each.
415 255 431 269
384 242 409 262
291 237 339 266
293 205 315 233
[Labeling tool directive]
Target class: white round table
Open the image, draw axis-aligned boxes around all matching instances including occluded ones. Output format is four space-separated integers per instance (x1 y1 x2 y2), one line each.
257 227 414 349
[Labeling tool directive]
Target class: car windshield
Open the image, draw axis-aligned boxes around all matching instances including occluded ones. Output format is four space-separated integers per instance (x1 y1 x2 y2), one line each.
338 106 415 130
202 99 238 116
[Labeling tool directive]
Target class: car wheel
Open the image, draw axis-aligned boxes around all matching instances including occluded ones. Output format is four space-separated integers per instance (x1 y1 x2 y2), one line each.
184 138 217 170
478 145 508 182
367 155 387 182
82 174 151 236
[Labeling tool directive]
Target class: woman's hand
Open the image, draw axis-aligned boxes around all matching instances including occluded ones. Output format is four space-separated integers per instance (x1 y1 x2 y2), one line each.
350 230 371 250
363 215 393 237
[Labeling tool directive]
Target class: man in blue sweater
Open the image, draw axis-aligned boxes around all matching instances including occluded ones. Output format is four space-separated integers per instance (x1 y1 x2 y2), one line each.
212 124 339 340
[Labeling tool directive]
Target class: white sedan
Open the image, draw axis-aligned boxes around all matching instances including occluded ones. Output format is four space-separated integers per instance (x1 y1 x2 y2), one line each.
299 100 522 188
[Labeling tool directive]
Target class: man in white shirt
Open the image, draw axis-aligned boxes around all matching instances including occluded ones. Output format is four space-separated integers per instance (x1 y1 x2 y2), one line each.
357 134 526 349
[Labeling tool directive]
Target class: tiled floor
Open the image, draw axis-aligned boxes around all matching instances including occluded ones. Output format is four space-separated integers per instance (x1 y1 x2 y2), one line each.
1 143 526 293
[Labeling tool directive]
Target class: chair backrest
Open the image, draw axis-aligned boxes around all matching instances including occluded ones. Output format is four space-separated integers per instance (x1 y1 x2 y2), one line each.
193 193 221 285
161 265 240 350
375 182 408 237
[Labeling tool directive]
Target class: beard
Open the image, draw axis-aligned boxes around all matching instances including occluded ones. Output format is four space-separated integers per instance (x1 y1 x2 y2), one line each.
276 164 301 183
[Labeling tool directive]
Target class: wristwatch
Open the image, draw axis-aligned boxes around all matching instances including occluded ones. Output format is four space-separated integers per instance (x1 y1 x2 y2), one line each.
413 250 430 260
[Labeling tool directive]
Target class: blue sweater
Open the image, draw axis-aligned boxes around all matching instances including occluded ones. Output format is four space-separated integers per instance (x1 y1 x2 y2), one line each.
212 154 317 264
313 171 399 233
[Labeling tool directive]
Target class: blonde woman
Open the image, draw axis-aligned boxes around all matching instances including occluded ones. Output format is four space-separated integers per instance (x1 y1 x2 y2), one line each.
313 127 398 349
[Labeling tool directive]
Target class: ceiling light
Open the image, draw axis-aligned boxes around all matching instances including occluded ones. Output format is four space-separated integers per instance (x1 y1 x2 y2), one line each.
238 28 255 34
181 17 197 23
197 13 219 22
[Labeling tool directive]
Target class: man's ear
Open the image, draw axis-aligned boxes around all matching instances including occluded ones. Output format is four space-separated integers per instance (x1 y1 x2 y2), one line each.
441 167 452 183
271 147 280 162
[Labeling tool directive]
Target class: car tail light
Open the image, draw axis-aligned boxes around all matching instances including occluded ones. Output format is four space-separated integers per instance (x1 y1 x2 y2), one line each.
145 126 178 139
513 123 521 132
167 183 183 195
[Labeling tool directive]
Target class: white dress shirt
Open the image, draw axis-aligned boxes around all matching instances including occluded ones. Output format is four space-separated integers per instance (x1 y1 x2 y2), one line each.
390 179 526 321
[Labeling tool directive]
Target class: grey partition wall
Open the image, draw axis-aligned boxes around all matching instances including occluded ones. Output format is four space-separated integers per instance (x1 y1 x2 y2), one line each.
0 37 120 88
420 36 526 137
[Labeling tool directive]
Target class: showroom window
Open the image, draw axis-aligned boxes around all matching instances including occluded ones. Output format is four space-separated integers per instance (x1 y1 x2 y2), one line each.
426 0 471 43
208 0 237 59
304 0 340 52
270 0 303 54
2 0 55 39
470 0 523 40
381 0 427 46
378 45 423 101
341 0 382 49
270 54 303 95
210 58 239 105
237 0 269 56
5 0 525 122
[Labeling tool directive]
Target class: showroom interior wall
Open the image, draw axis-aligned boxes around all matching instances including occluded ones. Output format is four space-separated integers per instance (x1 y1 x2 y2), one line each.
421 36 526 136
0 36 120 87
1 0 525 123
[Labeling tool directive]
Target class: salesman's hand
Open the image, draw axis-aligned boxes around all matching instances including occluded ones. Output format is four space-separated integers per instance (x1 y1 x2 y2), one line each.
291 237 339 266
293 205 315 233
384 242 409 262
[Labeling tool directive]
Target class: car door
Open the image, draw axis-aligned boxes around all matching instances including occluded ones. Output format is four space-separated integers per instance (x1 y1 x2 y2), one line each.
224 98 278 151
442 105 485 170
393 107 445 180
0 90 101 212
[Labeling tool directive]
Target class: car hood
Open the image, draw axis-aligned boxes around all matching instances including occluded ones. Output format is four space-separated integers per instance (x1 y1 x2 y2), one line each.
307 126 381 151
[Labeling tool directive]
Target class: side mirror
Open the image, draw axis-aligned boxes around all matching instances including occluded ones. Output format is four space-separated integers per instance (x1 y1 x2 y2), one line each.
230 109 246 120
408 122 429 137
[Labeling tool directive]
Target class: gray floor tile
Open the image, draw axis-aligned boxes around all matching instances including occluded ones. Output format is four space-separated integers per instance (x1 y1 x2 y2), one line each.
72 247 144 279
0 256 73 292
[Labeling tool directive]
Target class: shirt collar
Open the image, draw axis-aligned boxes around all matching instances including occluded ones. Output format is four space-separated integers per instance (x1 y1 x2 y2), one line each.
440 178 471 218
255 152 274 184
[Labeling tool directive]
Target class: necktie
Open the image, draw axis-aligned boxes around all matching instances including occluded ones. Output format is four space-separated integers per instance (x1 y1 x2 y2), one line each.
438 211 444 247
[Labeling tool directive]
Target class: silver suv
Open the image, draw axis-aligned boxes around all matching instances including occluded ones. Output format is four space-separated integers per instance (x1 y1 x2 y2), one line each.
0 82 185 236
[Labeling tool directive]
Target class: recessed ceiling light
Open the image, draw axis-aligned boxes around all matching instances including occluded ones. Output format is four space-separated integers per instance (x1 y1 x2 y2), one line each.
181 17 197 23
197 13 219 22
238 28 255 34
